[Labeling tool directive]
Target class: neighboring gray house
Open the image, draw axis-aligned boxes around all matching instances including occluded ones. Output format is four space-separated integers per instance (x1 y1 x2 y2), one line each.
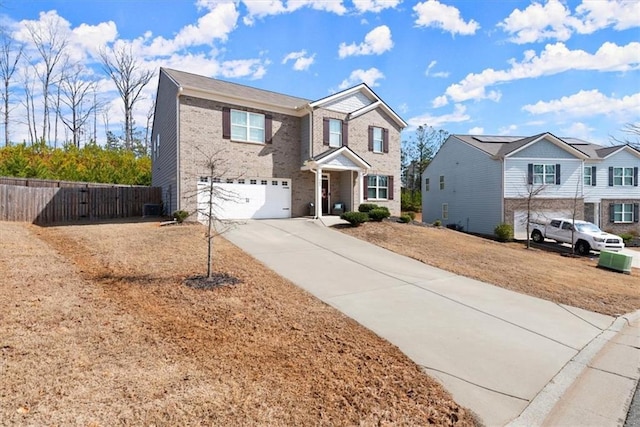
151 68 406 220
422 133 640 237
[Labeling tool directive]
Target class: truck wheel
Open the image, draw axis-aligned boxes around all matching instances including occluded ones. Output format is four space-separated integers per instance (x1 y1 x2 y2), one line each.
575 240 590 255
531 230 543 243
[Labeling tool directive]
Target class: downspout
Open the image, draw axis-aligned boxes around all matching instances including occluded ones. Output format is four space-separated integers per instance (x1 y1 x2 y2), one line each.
176 86 183 212
500 158 505 223
310 168 318 219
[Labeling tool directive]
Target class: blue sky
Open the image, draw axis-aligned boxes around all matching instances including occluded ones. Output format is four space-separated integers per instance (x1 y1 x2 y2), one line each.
1 0 639 146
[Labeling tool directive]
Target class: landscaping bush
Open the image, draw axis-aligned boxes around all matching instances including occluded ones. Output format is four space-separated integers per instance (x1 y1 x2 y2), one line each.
368 207 391 222
433 219 442 227
399 214 412 223
358 203 379 213
494 223 514 241
173 210 190 223
405 211 416 220
340 211 369 226
401 190 421 212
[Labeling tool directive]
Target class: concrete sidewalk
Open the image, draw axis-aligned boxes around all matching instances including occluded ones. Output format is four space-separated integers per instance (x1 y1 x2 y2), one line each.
223 218 639 426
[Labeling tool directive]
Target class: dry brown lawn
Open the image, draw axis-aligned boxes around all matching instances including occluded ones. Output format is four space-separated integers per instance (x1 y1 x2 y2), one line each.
0 221 477 426
339 220 640 317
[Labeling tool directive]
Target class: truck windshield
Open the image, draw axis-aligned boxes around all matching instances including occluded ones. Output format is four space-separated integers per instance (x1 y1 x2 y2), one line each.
575 223 601 233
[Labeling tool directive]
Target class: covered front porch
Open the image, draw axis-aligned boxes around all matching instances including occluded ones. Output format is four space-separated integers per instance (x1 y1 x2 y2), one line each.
301 147 371 219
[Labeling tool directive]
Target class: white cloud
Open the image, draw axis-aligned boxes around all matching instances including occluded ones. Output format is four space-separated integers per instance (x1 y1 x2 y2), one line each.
560 122 594 140
444 41 640 103
220 58 269 79
498 124 518 135
282 50 315 71
242 0 347 24
407 104 470 128
353 0 401 13
413 0 479 36
425 60 449 78
432 95 448 108
522 89 640 120
338 67 384 89
499 0 640 44
338 25 393 58
468 126 484 134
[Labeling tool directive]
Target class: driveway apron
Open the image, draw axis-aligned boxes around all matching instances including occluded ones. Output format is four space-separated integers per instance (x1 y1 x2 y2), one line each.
223 219 615 426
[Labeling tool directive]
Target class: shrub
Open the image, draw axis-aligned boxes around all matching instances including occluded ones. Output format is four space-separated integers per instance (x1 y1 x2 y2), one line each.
358 203 379 213
173 210 189 223
340 211 369 226
368 207 391 222
401 190 421 212
433 219 442 227
619 233 634 245
494 223 514 241
399 214 412 223
405 211 416 220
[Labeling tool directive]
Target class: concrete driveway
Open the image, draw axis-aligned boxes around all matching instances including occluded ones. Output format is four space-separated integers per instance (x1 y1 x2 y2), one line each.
223 218 621 426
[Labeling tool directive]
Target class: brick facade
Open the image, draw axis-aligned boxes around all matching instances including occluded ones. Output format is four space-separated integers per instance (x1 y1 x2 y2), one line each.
600 199 640 235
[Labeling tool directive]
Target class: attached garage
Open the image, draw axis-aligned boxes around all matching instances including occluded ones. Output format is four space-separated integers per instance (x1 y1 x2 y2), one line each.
513 209 572 240
197 178 291 221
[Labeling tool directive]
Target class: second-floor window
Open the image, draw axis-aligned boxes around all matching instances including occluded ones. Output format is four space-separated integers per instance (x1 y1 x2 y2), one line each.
439 175 445 190
425 178 430 192
329 119 342 147
372 127 383 152
231 110 265 143
533 164 556 184
368 126 389 153
612 167 634 186
584 166 593 186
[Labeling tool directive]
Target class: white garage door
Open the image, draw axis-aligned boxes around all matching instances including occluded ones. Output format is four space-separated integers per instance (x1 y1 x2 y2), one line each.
513 209 571 240
197 178 291 221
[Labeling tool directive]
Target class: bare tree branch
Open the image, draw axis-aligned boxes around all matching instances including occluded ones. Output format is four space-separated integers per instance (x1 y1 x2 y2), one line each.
0 30 23 146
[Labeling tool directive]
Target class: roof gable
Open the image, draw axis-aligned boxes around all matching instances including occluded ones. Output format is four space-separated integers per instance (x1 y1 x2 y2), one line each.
302 146 371 171
310 84 407 129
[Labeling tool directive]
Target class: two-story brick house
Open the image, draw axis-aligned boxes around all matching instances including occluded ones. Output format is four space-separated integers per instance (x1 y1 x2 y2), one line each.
151 68 406 220
422 133 639 238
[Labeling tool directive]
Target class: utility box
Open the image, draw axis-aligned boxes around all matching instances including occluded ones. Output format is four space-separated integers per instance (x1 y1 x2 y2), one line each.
598 250 633 274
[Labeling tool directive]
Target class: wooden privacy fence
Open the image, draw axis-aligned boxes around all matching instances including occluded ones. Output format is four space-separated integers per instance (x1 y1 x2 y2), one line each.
0 177 162 225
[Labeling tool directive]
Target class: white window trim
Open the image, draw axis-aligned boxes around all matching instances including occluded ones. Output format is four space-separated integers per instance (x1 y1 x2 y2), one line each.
613 203 634 223
367 175 388 200
613 167 634 186
372 127 383 153
533 164 556 185
442 203 448 220
231 109 265 144
329 119 342 148
584 166 592 186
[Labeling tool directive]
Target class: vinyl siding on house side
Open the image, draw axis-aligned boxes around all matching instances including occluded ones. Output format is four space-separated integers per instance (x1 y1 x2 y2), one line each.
584 150 640 202
510 138 577 159
504 158 583 198
422 137 502 235
151 70 180 214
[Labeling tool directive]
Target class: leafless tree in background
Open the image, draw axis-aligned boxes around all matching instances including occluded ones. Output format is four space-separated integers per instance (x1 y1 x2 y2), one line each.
0 31 23 146
59 64 98 148
612 123 640 150
21 71 37 143
24 14 69 144
99 45 154 151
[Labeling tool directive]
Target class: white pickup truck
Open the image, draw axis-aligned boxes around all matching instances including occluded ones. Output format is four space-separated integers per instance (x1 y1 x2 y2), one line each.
530 218 625 255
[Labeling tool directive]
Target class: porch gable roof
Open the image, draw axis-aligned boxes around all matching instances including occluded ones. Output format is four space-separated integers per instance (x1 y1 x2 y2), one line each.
302 146 371 171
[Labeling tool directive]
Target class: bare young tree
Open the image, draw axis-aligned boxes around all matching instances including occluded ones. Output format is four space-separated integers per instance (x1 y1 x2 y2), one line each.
21 70 37 144
521 181 547 249
59 64 98 148
24 15 69 144
612 123 640 150
99 45 154 151
0 31 23 146
144 100 155 154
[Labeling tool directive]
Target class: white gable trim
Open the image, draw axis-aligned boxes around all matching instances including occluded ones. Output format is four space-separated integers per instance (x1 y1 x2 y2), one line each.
505 133 589 160
301 147 371 171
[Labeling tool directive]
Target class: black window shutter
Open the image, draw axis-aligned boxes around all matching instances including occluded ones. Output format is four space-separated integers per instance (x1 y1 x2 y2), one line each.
527 163 533 185
555 164 561 185
265 115 272 144
222 107 231 139
608 167 614 186
383 128 389 153
591 166 597 186
322 118 329 145
388 175 394 200
368 126 373 151
342 121 348 147
609 203 615 222
634 203 639 223
634 166 638 186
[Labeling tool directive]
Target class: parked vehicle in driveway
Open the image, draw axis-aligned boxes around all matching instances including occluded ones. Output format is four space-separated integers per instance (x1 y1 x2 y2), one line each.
530 218 625 255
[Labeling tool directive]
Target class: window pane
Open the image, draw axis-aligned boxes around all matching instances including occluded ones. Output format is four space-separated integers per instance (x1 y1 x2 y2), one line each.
368 188 377 199
249 128 264 142
378 188 387 199
231 125 246 141
378 176 388 187
249 113 264 127
368 176 377 186
534 165 544 173
231 111 246 125
330 120 341 132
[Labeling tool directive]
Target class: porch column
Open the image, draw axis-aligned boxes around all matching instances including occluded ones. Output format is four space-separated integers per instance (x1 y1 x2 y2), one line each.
316 167 323 218
358 170 365 205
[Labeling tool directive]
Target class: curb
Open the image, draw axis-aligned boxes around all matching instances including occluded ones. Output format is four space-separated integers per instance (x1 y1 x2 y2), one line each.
507 309 640 426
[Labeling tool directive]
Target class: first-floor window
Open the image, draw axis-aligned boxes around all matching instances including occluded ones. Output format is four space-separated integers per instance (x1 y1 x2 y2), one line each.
231 109 265 143
368 175 388 199
439 175 445 190
425 177 430 192
442 203 448 220
612 203 634 223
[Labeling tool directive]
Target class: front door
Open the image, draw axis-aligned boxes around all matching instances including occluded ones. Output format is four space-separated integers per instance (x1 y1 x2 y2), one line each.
322 175 329 214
